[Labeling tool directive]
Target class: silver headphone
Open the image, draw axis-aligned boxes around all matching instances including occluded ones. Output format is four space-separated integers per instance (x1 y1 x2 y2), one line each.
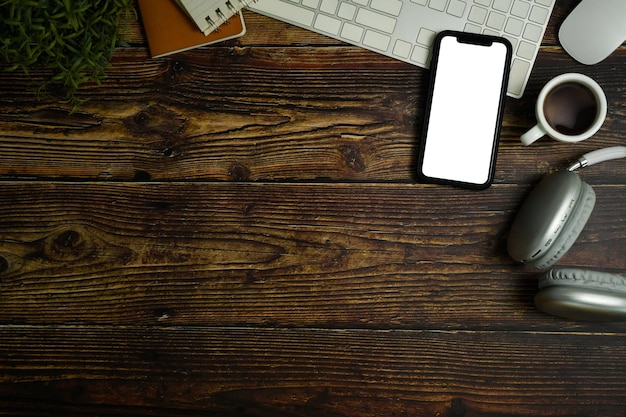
507 146 626 321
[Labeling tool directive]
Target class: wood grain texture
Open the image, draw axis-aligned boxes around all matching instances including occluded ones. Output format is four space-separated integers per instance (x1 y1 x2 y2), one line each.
1 16 624 183
1 327 626 416
0 0 625 415
0 182 624 330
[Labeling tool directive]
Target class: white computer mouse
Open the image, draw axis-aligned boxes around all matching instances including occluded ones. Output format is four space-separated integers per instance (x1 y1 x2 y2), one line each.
558 0 626 65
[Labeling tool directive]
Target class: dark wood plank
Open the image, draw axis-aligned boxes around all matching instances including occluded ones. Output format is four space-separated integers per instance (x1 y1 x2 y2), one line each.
1 326 626 416
0 46 623 183
1 182 623 330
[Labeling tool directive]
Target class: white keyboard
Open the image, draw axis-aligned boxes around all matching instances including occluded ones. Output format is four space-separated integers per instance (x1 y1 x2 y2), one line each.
248 0 556 98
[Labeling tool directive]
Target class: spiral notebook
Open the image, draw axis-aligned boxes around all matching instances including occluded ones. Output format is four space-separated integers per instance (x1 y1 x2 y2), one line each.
139 0 246 58
176 0 251 35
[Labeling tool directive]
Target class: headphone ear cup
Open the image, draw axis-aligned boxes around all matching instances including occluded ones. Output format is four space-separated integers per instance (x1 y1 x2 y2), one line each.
535 268 626 321
525 179 596 269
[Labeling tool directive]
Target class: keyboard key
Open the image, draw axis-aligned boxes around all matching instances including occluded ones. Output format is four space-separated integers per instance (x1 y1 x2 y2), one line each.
529 5 549 24
338 3 357 20
464 23 482 33
429 0 447 12
468 6 488 24
371 0 403 16
252 0 315 26
492 0 512 12
411 45 430 64
517 40 536 60
314 14 342 35
447 0 466 17
486 11 506 30
510 0 530 18
303 0 320 8
352 0 368 5
320 0 339 14
508 58 530 96
356 8 397 33
522 23 542 42
341 22 364 42
504 17 523 36
416 28 437 46
474 0 492 6
411 0 428 5
393 40 412 58
363 30 391 51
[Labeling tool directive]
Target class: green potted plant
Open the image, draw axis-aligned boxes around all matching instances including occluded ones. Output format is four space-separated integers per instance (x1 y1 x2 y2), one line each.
1 0 135 110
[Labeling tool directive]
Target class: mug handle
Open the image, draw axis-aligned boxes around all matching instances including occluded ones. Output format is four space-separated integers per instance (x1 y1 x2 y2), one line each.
520 124 547 146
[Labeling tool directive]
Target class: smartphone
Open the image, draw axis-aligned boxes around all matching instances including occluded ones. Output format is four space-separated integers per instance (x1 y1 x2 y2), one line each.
417 31 512 189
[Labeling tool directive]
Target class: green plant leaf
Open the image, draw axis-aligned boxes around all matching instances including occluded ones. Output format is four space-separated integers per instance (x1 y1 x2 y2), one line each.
0 0 136 109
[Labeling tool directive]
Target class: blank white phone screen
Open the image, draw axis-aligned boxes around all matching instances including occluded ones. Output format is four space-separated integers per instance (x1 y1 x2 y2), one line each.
421 36 508 185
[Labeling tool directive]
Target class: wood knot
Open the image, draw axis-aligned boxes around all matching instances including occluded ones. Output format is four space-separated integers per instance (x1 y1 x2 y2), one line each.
0 255 9 273
243 204 254 216
134 170 152 181
124 104 187 137
172 61 184 72
230 46 250 57
0 252 25 277
43 227 94 262
166 61 185 80
229 163 250 181
154 308 177 322
447 398 467 417
134 111 151 126
53 230 85 254
340 145 366 172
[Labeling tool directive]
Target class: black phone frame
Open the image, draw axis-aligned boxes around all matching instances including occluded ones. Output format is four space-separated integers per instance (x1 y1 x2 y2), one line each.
416 30 512 190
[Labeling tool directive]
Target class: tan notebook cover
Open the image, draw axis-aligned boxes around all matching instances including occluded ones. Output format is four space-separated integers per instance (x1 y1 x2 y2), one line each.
138 0 246 58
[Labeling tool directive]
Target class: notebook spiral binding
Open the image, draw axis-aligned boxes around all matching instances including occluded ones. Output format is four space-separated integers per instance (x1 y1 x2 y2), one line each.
205 0 257 33
177 0 256 35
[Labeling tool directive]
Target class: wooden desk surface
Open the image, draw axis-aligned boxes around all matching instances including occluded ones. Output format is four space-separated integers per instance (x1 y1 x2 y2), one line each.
1 1 625 415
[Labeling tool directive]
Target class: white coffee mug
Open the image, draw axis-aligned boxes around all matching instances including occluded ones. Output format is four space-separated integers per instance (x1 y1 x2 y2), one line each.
521 73 607 146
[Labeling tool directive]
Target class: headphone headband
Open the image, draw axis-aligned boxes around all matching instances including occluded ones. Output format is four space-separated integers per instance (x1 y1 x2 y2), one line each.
567 146 626 171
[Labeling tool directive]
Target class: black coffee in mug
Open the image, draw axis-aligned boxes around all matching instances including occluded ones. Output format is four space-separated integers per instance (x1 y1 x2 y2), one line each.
543 82 598 136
